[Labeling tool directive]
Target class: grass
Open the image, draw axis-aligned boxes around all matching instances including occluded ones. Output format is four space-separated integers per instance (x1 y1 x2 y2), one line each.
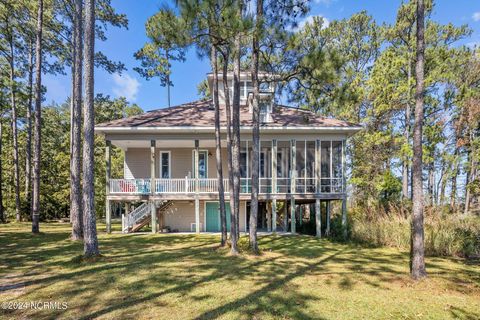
348 207 480 258
0 223 479 320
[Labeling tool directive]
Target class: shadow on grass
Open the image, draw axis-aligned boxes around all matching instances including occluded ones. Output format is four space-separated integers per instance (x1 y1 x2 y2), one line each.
1 223 479 319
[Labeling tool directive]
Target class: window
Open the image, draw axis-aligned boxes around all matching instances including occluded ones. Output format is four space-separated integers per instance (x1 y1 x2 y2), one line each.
193 151 208 178
259 101 272 123
277 152 283 177
240 152 247 177
259 82 270 91
160 151 170 178
246 81 253 97
260 152 266 177
227 81 254 100
321 141 331 192
260 100 273 114
332 141 342 178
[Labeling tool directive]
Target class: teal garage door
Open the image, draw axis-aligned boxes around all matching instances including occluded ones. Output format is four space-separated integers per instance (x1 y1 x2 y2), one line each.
205 202 231 232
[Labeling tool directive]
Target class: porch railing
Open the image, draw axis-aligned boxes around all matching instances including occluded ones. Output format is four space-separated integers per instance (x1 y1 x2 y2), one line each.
110 179 151 194
109 177 344 195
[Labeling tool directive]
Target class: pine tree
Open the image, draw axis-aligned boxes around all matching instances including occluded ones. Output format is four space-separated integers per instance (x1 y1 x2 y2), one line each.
71 0 83 240
82 0 100 257
410 0 427 280
31 0 44 233
249 0 263 254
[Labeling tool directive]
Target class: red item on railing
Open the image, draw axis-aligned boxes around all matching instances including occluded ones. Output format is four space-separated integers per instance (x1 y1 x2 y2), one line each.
120 180 136 193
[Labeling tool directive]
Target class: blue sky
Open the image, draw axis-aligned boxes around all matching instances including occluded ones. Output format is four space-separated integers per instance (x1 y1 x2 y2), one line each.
43 0 480 112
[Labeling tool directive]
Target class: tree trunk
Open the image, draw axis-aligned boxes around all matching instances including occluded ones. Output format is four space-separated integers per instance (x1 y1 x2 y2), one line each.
249 0 263 254
8 28 21 223
410 0 427 280
25 43 34 219
166 51 171 108
464 144 475 215
402 53 412 200
439 160 447 205
427 164 434 206
32 0 44 234
220 50 237 254
232 24 242 246
0 120 4 223
83 0 100 257
71 0 83 240
450 146 459 210
211 46 227 246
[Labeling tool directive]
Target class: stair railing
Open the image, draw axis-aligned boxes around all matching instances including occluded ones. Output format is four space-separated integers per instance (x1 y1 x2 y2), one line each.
123 202 150 233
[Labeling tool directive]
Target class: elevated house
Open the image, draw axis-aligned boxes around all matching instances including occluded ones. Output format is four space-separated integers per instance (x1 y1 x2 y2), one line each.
95 72 361 234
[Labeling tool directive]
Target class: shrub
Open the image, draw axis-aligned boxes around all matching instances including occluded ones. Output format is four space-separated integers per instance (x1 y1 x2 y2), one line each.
349 204 480 258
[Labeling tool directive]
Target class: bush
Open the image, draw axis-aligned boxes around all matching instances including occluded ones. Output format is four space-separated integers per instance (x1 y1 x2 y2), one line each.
349 204 480 258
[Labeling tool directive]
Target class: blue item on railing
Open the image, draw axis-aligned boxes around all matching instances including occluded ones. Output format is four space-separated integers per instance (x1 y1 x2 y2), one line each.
136 180 150 194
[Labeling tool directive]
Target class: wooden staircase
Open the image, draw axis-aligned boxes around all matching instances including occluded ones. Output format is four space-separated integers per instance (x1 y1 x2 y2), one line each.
123 201 173 233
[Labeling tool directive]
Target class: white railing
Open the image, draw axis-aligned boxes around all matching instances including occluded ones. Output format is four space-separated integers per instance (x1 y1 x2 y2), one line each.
123 202 150 232
276 178 291 194
295 177 316 194
155 178 187 193
110 179 151 194
111 177 344 195
319 177 344 193
240 178 250 193
197 178 218 193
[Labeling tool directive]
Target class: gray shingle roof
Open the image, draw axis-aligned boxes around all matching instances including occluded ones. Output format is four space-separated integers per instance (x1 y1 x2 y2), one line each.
96 99 360 129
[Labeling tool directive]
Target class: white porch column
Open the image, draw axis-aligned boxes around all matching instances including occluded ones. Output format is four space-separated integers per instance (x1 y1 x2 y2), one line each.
315 199 321 238
194 139 200 233
267 201 272 232
299 205 303 226
272 198 277 233
195 197 200 233
342 197 347 240
272 139 277 194
122 202 129 233
290 139 296 233
341 139 347 239
315 139 321 194
326 200 331 236
105 140 111 233
150 140 157 233
342 139 346 193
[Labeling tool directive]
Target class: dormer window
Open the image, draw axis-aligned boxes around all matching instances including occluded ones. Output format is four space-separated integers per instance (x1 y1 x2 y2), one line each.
228 80 255 100
259 82 270 92
259 101 273 123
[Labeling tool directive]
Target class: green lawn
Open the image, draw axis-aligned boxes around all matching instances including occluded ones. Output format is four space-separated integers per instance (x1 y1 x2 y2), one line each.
0 223 479 320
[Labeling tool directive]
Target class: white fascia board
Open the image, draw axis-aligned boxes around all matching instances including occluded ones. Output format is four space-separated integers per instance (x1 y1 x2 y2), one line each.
95 125 363 135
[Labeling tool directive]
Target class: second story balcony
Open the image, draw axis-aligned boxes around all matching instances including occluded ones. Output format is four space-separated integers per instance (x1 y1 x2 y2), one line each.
105 138 346 198
108 176 344 196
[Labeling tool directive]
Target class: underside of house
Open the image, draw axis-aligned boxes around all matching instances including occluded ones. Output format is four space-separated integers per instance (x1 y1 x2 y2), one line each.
95 72 362 235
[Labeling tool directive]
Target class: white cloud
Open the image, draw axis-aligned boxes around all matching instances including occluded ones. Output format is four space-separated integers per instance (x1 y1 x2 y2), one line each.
473 12 480 21
296 15 330 31
466 41 479 48
112 73 140 102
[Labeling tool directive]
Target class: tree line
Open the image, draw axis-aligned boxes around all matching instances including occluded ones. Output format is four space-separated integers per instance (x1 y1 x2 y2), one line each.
0 0 132 257
0 0 478 278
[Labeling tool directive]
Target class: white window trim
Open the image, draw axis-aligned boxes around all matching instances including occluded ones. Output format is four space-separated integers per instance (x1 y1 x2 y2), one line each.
192 149 209 178
159 151 171 179
228 80 250 100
